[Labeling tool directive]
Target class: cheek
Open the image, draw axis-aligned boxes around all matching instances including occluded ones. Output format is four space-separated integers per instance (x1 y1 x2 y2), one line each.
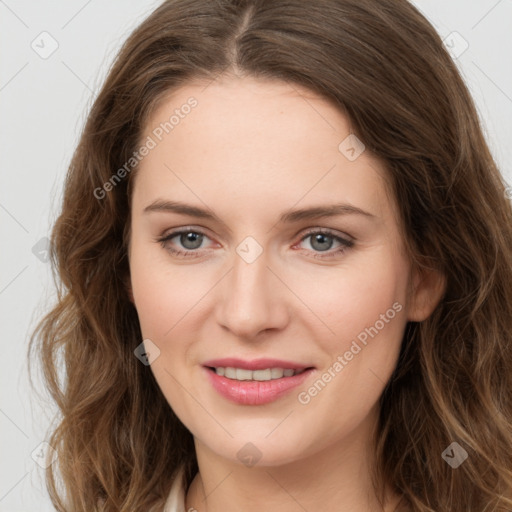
287 261 407 449
289 251 409 353
129 245 207 408
129 237 209 339
286 250 409 424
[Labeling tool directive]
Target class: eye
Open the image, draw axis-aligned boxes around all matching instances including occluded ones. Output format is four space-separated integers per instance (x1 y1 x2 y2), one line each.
175 231 204 250
155 228 214 258
295 229 354 259
155 227 354 260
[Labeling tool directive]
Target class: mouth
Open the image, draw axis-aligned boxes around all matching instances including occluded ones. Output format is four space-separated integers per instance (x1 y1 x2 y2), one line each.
202 358 316 405
205 366 313 381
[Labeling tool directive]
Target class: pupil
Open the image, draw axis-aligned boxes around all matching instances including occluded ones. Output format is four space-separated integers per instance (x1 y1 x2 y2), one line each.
311 233 333 251
181 232 203 249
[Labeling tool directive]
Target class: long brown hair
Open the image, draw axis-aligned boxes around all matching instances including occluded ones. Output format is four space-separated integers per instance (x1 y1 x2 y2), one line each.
28 0 512 510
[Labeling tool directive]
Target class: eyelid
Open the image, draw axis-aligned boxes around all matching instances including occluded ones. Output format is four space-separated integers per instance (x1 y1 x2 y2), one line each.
156 226 218 248
157 225 354 242
296 226 354 243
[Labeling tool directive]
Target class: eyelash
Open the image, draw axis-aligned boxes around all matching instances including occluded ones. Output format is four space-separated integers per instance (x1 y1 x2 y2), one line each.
155 226 354 260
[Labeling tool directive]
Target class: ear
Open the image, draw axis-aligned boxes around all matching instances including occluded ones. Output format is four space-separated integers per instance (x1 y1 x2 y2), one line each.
407 264 446 322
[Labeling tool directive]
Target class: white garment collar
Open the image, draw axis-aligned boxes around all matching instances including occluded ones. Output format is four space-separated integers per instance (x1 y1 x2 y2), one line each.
163 465 187 512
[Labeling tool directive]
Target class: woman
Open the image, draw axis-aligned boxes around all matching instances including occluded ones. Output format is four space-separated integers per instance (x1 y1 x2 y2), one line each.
29 0 512 510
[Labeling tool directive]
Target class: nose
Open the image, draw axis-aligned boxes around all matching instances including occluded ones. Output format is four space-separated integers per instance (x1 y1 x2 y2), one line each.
215 247 290 339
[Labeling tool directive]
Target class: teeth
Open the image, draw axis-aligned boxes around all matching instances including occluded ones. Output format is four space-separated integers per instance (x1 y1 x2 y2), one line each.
271 368 283 379
236 368 253 380
214 367 303 381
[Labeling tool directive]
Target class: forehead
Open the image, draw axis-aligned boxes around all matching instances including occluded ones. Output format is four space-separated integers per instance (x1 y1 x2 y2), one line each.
144 75 353 152
133 75 394 222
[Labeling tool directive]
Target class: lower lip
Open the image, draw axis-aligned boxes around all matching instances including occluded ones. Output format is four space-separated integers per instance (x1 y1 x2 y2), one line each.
203 367 315 405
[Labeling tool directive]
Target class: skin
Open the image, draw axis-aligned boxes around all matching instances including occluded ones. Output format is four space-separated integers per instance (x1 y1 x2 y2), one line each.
127 75 445 512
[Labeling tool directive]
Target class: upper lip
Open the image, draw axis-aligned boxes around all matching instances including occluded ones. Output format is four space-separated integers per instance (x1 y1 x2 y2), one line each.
203 358 313 371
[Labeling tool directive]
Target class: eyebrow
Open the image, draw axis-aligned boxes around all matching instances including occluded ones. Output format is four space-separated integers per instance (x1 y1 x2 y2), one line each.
143 199 376 223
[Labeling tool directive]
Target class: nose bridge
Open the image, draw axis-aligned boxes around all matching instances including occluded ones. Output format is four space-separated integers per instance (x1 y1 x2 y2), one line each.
216 242 288 337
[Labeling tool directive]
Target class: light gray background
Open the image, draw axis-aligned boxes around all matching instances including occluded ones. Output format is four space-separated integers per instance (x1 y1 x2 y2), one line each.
1 1 511 510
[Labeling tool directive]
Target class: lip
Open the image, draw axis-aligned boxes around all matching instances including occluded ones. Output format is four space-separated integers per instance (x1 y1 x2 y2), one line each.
202 357 312 371
202 361 316 405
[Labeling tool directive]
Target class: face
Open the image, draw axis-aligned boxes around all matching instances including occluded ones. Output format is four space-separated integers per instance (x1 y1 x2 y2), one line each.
128 75 441 467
